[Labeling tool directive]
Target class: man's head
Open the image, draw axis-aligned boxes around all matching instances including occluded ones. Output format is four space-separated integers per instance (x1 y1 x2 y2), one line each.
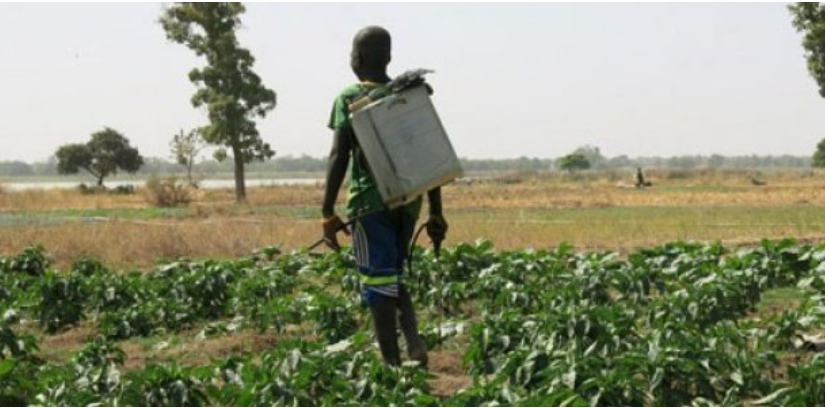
351 26 391 79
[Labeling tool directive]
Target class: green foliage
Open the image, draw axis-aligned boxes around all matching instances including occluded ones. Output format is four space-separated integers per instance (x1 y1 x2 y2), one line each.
72 338 126 396
791 3 825 98
37 272 88 333
0 318 39 406
0 245 50 276
786 353 825 405
789 4 825 168
0 358 34 406
160 2 277 202
131 363 211 407
55 127 144 186
0 240 825 405
572 145 606 169
55 143 93 175
307 292 360 343
0 322 37 360
558 153 591 173
98 302 160 340
71 255 109 277
814 137 825 168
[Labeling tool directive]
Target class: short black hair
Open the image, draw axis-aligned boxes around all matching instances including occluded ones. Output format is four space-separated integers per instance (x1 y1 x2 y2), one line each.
352 26 391 68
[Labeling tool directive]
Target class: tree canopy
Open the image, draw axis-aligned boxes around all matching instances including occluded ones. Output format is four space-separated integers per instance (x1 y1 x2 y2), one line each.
572 145 606 169
790 3 825 97
160 2 276 202
55 128 143 186
813 138 825 168
558 153 590 173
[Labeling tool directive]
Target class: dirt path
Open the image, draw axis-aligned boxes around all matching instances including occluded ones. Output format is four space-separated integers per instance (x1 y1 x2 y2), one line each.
428 349 473 397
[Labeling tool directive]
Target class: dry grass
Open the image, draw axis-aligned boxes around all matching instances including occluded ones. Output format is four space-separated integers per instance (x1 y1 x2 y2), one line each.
3 171 824 213
0 188 145 212
119 330 280 371
36 323 96 362
5 204 825 270
3 170 825 269
429 350 473 397
31 323 280 369
440 181 825 210
0 219 312 269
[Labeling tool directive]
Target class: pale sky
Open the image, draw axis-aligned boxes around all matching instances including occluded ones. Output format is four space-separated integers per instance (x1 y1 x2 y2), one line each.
1 2 824 162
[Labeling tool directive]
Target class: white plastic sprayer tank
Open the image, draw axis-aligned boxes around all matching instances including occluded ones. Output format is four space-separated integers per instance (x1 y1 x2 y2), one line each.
351 85 464 209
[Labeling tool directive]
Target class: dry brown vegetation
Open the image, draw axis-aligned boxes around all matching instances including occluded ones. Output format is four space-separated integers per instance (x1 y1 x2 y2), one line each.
0 220 311 269
0 188 145 212
2 169 825 269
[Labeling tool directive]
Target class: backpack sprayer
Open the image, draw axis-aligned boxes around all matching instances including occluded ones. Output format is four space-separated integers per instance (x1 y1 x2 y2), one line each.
310 68 460 265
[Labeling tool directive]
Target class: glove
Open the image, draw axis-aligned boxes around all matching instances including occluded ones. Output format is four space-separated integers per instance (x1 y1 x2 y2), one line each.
322 215 350 251
426 214 448 247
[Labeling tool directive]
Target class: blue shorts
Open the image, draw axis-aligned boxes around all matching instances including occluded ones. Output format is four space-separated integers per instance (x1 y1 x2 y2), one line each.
352 209 417 306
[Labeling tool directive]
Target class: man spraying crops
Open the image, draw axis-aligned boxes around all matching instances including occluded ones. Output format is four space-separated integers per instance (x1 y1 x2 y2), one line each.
321 26 448 367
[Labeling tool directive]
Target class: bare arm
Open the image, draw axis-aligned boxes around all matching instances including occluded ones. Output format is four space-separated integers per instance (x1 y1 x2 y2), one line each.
322 127 353 218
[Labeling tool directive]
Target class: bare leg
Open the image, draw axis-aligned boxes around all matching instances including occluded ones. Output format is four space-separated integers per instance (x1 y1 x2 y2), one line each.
397 285 428 367
371 294 401 366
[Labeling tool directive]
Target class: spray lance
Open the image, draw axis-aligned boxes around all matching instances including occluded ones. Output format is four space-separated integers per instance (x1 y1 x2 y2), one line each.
309 217 441 261
307 219 356 252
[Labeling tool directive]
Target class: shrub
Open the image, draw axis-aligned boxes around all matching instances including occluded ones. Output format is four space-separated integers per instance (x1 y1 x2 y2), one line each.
77 183 108 195
143 176 191 207
72 255 109 277
0 246 50 276
38 272 88 333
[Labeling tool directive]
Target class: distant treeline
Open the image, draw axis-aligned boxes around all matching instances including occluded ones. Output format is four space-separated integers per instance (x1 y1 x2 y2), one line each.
458 154 812 172
0 154 813 177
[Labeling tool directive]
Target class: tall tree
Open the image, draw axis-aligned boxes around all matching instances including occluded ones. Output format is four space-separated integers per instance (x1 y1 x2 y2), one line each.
790 3 825 97
55 128 143 186
160 2 276 202
814 138 825 168
790 4 825 169
171 129 205 186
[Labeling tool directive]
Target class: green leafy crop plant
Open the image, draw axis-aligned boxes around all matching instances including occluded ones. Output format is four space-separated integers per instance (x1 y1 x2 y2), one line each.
0 238 823 406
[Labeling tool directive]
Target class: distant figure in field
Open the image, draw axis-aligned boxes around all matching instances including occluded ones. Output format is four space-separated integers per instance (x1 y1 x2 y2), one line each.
635 167 651 189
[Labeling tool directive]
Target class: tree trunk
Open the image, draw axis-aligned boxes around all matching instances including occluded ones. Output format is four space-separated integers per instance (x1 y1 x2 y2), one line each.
232 148 246 202
84 167 103 187
187 160 194 187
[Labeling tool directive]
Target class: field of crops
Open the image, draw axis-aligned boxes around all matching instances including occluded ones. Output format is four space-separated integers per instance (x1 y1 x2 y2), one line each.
1 239 825 406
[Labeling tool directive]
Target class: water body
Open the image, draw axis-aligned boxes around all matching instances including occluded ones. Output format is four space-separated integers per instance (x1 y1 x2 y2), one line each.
4 178 323 192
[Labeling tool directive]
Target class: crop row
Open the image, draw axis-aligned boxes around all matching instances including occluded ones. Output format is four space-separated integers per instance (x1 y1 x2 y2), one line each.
1 239 824 406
